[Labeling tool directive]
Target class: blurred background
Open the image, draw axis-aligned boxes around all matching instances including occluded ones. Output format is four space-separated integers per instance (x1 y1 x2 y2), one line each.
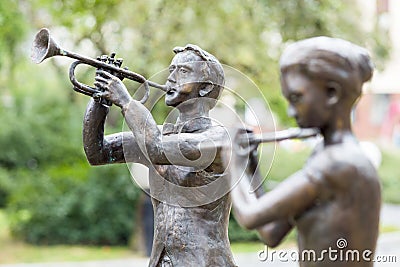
0 0 399 264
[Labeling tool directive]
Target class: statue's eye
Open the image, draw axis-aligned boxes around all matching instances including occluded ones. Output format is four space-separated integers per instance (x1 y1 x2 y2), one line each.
168 66 175 73
179 68 188 74
289 93 302 104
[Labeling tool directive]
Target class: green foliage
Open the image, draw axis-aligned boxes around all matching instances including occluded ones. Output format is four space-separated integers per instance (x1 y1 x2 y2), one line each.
0 168 12 208
0 1 27 72
378 148 400 204
25 0 382 125
368 24 392 71
0 60 142 244
8 163 141 245
262 0 363 42
0 86 82 169
261 143 311 184
228 213 259 242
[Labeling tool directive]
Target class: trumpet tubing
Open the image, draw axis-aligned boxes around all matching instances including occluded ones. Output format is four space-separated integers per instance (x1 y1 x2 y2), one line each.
31 28 166 104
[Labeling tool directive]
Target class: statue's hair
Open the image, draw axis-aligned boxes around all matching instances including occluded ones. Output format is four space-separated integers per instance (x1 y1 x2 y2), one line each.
280 36 374 101
173 44 225 106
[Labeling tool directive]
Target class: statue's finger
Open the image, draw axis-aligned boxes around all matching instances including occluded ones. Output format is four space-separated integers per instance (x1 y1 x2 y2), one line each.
96 70 114 79
94 81 106 89
95 76 108 83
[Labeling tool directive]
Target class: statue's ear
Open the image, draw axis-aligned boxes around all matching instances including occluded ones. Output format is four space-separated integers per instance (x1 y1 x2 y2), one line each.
199 82 214 97
326 81 342 106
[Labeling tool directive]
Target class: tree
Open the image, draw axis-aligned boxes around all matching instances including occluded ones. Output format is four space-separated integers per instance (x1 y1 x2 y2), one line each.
0 1 27 82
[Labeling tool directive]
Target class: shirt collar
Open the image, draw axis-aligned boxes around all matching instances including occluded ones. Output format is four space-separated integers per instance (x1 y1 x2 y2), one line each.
162 117 212 135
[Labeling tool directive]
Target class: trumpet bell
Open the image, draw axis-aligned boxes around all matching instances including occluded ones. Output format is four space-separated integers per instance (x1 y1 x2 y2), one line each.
31 28 61 64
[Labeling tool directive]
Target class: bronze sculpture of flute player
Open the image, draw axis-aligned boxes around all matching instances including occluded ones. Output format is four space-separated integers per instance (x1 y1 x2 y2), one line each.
227 37 381 267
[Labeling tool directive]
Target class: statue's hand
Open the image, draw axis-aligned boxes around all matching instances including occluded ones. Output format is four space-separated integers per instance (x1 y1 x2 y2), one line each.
94 70 132 108
223 127 255 182
96 53 126 80
233 127 258 159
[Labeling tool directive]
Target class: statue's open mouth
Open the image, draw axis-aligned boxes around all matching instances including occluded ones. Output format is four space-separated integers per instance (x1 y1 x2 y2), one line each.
166 87 177 96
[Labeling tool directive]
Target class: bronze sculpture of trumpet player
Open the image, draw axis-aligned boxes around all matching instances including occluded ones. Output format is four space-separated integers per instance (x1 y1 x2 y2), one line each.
31 28 320 267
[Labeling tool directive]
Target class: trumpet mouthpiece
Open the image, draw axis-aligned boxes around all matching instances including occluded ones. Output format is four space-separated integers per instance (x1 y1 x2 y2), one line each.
158 85 168 92
149 82 168 92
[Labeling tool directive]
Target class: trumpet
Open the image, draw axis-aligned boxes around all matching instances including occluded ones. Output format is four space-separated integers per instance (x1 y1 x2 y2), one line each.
31 28 167 105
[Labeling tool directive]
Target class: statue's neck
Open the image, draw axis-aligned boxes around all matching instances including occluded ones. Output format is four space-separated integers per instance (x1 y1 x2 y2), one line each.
321 115 354 146
177 102 210 124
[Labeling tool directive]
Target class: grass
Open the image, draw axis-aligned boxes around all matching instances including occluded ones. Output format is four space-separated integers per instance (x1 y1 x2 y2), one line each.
231 229 297 254
380 224 400 233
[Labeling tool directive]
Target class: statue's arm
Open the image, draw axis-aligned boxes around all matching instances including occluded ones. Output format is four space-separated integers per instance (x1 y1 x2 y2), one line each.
231 169 318 230
256 220 293 247
230 150 294 247
83 99 148 165
121 99 165 164
245 151 294 246
122 100 221 167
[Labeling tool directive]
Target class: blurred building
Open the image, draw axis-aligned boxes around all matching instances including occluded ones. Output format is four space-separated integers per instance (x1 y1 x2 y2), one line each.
353 0 400 146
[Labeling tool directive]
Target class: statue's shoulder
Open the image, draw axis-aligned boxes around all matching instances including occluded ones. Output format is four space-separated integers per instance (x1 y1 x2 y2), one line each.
306 142 376 187
193 124 229 141
209 123 229 135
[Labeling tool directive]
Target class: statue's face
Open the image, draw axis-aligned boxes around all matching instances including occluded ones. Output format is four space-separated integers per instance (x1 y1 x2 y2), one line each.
281 69 331 129
165 51 208 107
